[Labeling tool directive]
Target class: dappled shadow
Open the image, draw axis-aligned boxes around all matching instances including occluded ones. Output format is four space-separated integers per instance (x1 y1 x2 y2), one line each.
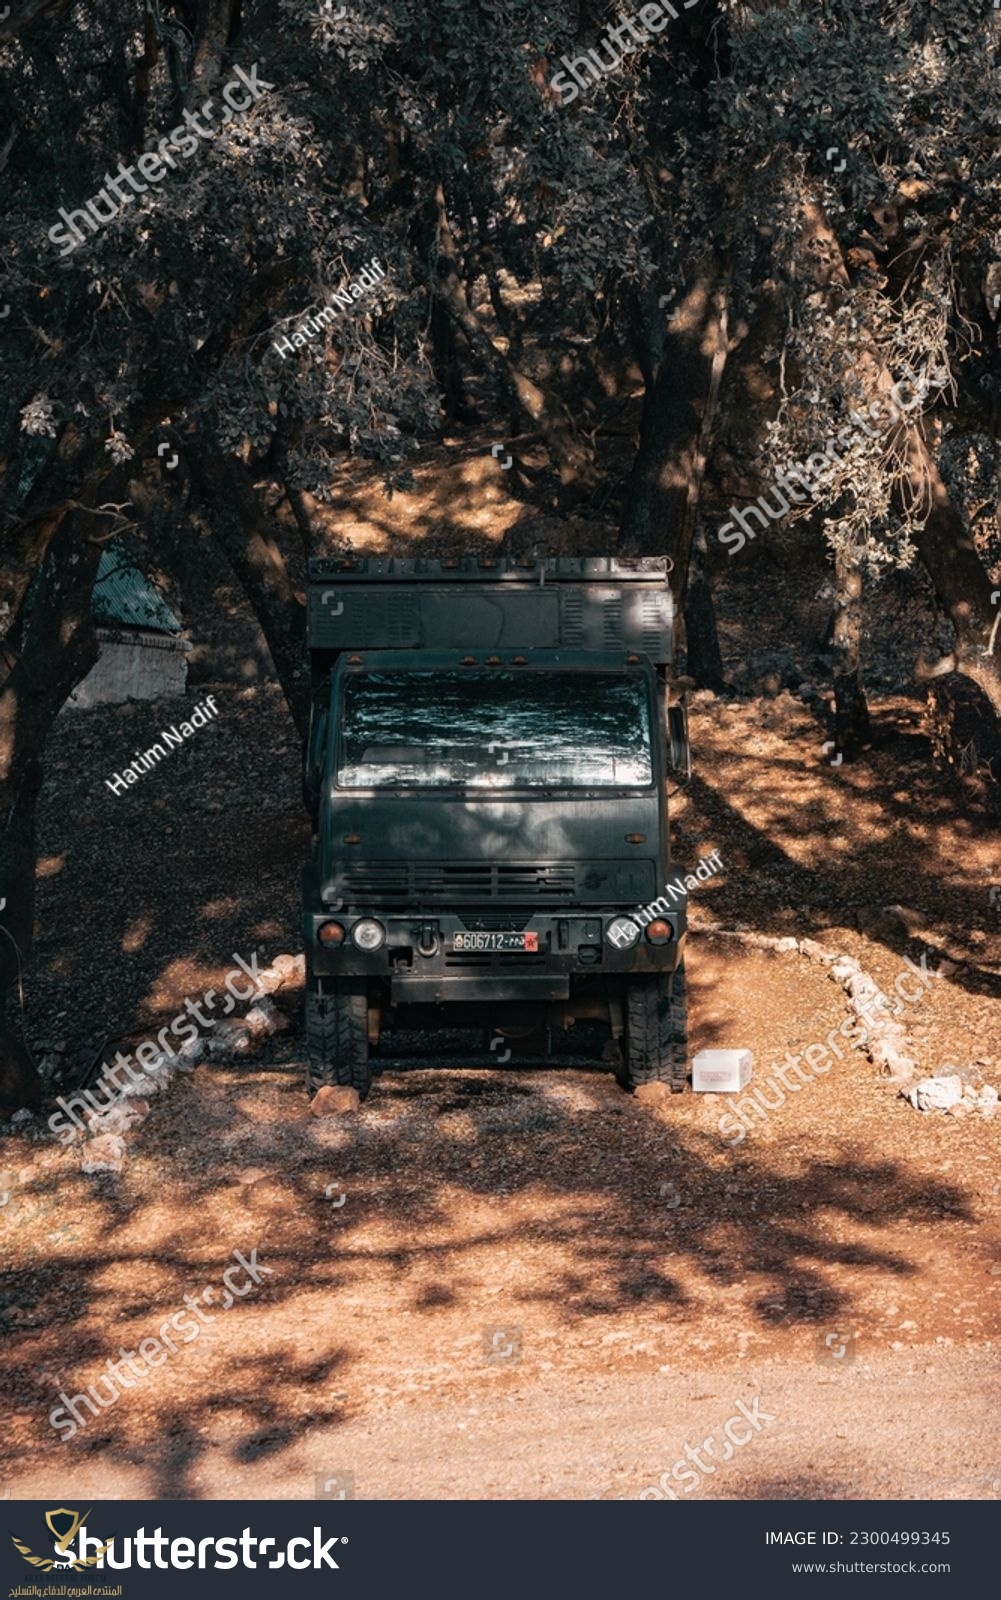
1 1051 986 1498
2 591 998 1499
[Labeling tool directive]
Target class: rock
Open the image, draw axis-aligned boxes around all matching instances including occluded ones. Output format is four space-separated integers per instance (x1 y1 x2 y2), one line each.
871 1021 909 1045
736 932 798 952
245 1175 296 1211
977 1085 998 1119
207 1021 254 1057
845 973 882 1003
883 905 924 934
273 952 304 977
830 957 862 983
310 1085 360 1116
798 939 838 963
906 1075 963 1112
935 1062 983 1088
84 1100 149 1136
633 1082 673 1106
80 1134 126 1174
120 1071 164 1097
175 1037 204 1071
257 953 306 993
11 1109 35 1126
244 997 290 1038
141 1051 174 1078
870 1039 917 1081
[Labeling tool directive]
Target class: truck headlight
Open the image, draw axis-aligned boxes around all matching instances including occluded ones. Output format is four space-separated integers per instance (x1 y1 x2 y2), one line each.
606 916 641 950
352 919 386 951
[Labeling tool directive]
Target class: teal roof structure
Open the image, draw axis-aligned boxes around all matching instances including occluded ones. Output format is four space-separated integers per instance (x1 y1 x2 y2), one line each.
91 543 181 635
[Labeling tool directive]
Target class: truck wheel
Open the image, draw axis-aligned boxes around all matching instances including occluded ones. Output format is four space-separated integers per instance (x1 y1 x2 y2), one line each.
621 964 688 1093
305 979 372 1100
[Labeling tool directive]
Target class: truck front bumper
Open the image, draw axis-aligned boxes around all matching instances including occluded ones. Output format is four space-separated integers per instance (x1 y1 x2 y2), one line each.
302 873 686 1002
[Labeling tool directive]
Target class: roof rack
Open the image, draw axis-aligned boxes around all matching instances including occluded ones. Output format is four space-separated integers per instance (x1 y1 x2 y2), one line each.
307 554 674 663
308 555 670 584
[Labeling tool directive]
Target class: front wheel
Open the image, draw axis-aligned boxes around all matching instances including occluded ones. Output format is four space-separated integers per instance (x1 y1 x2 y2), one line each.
305 977 372 1100
620 964 688 1093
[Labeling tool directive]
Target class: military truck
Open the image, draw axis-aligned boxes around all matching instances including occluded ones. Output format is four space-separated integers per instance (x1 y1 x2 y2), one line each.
300 555 690 1099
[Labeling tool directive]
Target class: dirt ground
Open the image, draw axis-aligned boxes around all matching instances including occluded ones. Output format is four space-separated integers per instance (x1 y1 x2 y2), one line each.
1 680 999 1501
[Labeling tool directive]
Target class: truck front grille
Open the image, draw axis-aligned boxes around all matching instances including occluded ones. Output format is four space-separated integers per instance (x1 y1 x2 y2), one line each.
337 861 576 906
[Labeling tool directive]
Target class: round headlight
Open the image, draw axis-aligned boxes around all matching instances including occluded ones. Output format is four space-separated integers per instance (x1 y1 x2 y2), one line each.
352 918 386 952
645 919 674 945
606 916 641 950
318 921 345 945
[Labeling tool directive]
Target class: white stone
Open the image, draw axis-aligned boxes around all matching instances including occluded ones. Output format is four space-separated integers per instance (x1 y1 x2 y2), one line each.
906 1075 963 1112
174 1037 205 1071
870 1039 917 1079
243 996 289 1037
830 957 862 982
120 1071 164 1097
798 939 839 963
207 1022 254 1057
84 1100 148 1136
80 1133 127 1174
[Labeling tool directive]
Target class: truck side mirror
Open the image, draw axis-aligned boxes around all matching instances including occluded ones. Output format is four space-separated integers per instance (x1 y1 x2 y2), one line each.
667 701 691 783
303 688 329 818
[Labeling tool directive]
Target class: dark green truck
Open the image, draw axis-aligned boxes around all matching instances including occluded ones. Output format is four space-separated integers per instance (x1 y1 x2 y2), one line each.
301 555 689 1098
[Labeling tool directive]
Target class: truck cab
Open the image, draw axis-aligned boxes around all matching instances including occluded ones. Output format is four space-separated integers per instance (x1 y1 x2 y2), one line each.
301 555 689 1098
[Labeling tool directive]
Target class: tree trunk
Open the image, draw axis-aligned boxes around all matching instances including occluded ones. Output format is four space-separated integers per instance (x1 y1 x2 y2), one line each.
797 203 1001 720
830 555 871 754
187 452 310 738
618 273 730 606
0 517 103 1111
432 185 598 500
682 520 727 691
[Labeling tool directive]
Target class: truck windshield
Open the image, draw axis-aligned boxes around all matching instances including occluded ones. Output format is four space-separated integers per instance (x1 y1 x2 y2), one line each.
337 670 653 788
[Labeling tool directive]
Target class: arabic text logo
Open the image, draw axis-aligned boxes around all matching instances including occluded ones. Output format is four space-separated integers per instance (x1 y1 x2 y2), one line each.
12 1508 114 1572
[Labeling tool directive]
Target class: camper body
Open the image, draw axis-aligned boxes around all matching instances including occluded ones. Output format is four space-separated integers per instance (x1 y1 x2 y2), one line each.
301 556 689 1096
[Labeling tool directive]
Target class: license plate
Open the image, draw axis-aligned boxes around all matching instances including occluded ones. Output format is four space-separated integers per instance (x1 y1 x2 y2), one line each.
452 931 539 952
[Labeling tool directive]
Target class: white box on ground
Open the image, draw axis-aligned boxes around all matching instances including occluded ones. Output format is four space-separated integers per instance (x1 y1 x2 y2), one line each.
692 1049 753 1093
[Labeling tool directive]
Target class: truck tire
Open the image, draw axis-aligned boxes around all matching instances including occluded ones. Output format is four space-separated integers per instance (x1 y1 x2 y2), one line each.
305 979 372 1100
621 964 688 1093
